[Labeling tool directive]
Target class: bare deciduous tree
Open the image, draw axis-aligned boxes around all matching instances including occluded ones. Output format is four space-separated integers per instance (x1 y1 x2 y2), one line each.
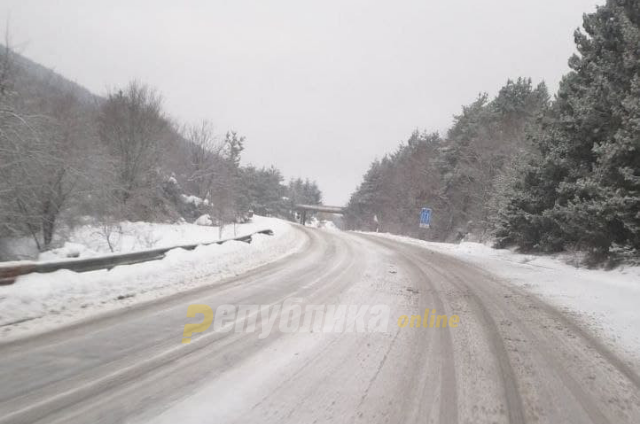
98 81 170 211
183 120 223 203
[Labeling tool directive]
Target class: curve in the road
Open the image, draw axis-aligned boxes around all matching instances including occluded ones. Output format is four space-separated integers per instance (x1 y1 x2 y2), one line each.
0 226 639 424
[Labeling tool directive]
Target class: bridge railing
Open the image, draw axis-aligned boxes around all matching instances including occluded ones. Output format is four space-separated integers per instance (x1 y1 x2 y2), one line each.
294 204 345 225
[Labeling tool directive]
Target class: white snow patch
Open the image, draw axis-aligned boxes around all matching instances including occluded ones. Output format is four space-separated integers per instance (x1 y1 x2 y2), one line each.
321 220 340 231
180 194 209 207
305 217 321 228
34 217 269 261
38 242 99 261
367 232 640 361
305 218 339 230
0 217 305 340
194 214 213 226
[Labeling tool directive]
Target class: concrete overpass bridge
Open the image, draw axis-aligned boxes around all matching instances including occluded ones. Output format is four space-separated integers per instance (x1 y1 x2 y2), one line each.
295 204 345 225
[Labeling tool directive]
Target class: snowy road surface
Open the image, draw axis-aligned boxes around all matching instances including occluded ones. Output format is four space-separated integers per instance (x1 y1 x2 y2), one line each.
0 225 639 423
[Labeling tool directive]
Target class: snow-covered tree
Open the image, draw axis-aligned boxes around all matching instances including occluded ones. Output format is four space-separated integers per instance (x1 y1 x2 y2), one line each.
495 0 640 263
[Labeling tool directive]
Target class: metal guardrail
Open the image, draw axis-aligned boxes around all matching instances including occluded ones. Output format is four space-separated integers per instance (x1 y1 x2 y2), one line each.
0 229 274 286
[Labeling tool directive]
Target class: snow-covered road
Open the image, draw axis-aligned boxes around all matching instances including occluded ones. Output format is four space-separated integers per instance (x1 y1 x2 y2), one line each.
369 232 640 362
0 225 639 424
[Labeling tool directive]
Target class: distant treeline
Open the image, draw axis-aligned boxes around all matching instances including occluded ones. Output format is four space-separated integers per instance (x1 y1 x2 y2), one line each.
0 47 321 256
346 0 639 265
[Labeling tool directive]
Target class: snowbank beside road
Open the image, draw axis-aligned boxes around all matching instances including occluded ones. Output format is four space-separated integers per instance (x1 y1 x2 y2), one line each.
367 232 640 361
38 218 266 261
0 217 305 341
305 218 339 231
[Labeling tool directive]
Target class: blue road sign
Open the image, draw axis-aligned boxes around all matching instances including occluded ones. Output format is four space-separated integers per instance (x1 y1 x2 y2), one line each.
420 208 432 229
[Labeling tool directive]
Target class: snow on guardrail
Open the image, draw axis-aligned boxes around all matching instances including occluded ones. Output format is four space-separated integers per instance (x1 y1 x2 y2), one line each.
0 229 274 286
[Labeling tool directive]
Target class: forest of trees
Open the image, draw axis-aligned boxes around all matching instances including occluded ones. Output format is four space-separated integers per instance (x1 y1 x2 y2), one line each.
346 0 639 265
0 44 322 258
1 0 638 266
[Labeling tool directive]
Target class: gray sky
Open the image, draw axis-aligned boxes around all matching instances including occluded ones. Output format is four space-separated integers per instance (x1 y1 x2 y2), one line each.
1 0 601 205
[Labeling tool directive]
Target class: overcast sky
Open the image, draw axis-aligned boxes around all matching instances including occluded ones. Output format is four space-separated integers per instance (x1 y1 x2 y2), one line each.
1 0 601 205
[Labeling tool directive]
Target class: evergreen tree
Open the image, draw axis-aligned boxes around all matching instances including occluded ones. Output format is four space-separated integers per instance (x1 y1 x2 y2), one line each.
495 0 640 262
345 78 547 241
345 160 384 230
242 165 287 216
